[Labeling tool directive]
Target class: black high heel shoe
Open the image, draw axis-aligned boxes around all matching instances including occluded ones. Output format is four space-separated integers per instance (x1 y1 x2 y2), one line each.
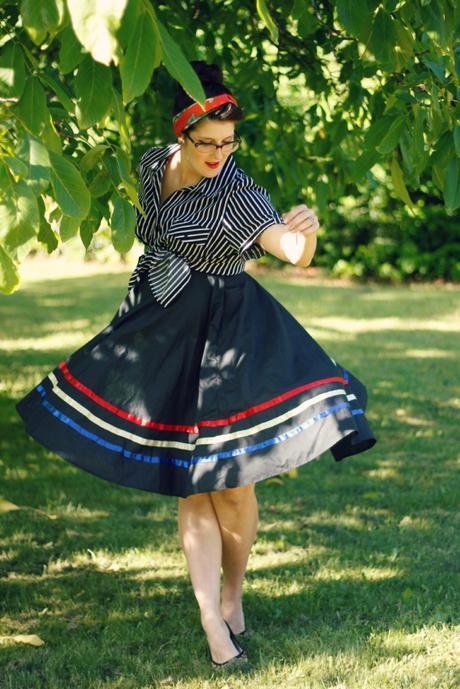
210 620 248 669
223 619 246 637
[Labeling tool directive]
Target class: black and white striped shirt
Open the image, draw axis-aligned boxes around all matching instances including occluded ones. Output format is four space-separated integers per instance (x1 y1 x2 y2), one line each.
127 142 285 307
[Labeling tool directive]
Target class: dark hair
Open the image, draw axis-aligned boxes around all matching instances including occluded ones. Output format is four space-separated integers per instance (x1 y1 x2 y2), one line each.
172 60 244 134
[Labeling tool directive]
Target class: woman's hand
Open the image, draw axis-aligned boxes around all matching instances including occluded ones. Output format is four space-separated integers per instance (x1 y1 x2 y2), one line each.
282 204 320 235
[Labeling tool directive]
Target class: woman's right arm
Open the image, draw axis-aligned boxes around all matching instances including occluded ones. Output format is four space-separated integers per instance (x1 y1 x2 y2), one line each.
256 224 318 267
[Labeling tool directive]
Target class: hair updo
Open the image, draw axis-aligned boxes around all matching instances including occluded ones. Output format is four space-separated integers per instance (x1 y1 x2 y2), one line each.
172 60 244 134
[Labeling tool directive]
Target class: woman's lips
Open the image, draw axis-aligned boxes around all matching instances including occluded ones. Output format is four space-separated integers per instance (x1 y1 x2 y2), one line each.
206 162 219 169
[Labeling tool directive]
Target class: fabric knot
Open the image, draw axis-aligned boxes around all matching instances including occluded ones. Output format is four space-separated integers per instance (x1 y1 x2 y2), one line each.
127 247 192 308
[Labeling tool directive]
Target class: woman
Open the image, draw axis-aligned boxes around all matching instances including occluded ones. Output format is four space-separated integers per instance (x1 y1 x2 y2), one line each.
16 61 377 669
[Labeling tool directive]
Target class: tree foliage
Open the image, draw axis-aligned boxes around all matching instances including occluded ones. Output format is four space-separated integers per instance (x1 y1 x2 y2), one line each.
0 0 458 293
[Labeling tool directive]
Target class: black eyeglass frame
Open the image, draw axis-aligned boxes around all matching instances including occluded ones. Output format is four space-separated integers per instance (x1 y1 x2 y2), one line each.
184 130 241 152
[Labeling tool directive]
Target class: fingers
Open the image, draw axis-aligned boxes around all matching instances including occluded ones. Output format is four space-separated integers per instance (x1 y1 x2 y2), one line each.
282 204 320 234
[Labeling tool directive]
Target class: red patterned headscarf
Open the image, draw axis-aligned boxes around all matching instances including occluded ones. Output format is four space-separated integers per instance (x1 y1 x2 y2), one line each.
172 93 239 138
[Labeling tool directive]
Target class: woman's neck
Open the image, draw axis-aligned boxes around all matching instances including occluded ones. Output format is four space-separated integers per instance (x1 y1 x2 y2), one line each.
168 147 203 187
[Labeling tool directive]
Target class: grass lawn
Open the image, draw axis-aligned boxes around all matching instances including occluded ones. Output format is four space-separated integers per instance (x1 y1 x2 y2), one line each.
0 257 459 689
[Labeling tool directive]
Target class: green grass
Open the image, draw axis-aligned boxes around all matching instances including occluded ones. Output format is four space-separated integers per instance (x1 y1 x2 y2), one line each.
1 262 459 688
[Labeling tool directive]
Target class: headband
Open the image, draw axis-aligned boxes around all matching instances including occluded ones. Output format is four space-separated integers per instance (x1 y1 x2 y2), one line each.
172 93 239 138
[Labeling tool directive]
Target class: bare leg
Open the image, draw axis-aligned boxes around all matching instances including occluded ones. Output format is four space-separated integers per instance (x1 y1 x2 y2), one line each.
177 492 241 663
210 483 259 634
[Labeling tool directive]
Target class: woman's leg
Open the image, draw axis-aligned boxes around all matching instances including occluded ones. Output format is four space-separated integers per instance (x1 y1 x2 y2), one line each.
209 483 259 634
177 492 241 663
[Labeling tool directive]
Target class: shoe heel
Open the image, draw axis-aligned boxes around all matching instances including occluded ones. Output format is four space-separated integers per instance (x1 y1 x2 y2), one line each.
223 620 244 653
210 620 248 668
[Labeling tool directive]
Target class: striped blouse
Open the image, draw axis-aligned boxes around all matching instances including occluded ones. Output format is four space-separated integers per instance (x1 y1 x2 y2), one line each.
127 142 285 307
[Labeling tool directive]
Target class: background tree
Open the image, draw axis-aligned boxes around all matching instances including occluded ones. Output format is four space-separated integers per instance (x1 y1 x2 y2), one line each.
0 0 458 294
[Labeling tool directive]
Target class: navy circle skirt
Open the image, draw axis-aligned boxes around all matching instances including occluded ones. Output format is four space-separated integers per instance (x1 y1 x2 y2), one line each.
16 269 377 497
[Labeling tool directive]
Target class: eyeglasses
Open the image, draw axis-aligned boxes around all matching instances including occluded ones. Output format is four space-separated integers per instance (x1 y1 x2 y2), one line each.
184 131 241 154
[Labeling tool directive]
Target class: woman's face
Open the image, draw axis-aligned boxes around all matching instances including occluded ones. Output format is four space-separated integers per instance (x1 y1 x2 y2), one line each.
178 119 237 178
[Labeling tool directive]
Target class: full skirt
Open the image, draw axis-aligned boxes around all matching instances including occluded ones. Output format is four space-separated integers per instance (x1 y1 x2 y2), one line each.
16 269 377 497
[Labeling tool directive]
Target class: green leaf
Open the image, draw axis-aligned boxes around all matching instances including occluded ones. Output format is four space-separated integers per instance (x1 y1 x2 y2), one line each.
455 45 460 81
14 76 48 136
38 72 74 113
20 0 47 45
74 55 113 129
120 10 161 104
153 15 206 107
37 219 59 252
365 8 398 70
393 19 414 70
426 82 446 143
420 0 450 49
121 178 144 214
2 180 39 259
453 126 460 157
114 147 144 215
0 160 12 191
110 195 135 252
115 148 131 180
60 215 80 241
40 110 62 154
112 89 131 153
41 0 64 33
412 104 428 175
59 24 85 73
362 115 397 149
20 0 65 42
399 128 416 181
349 116 397 182
67 0 129 66
48 150 91 219
376 114 407 155
256 0 279 43
0 245 19 294
0 41 26 98
443 158 460 211
4 156 28 178
79 217 99 248
80 144 111 173
430 130 454 169
291 0 321 38
89 171 112 197
390 157 415 211
116 0 142 48
421 56 447 82
16 135 51 194
350 147 381 183
336 0 374 42
38 214 59 253
432 163 444 191
103 153 122 186
49 205 61 223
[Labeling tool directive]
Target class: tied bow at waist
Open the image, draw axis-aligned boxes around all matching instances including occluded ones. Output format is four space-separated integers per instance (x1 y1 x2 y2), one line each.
127 247 192 308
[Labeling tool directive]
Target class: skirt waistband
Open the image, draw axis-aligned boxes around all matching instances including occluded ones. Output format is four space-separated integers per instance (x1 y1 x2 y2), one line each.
190 267 249 289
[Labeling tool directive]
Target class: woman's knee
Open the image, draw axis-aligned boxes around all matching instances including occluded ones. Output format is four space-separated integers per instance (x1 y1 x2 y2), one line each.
178 492 213 513
212 483 256 505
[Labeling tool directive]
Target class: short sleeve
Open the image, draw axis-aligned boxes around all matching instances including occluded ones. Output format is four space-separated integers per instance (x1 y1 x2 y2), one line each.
134 147 161 245
223 182 285 261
